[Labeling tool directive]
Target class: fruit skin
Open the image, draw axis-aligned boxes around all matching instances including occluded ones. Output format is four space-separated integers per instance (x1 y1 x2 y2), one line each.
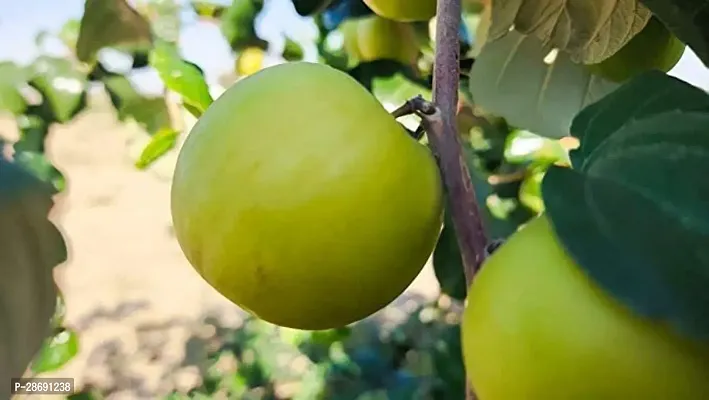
363 0 437 22
462 215 709 399
171 62 444 330
235 47 265 77
342 15 419 65
587 17 685 83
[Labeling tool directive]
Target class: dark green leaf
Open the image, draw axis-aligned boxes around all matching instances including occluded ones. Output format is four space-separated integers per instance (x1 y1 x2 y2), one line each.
135 128 180 170
76 0 153 63
30 328 79 374
0 155 66 396
14 151 66 193
103 75 172 134
282 37 305 61
14 112 51 153
570 70 709 167
291 0 334 16
543 72 709 340
0 62 29 116
639 0 709 67
220 0 268 52
150 42 213 117
28 56 88 123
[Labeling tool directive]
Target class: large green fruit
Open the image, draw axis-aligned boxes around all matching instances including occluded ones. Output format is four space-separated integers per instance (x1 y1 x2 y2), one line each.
363 0 437 22
462 215 709 399
342 15 419 65
171 62 444 330
587 17 685 83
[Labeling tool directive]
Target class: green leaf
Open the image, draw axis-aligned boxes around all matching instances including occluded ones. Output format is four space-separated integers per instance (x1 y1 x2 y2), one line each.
135 128 180 170
504 129 570 166
59 19 81 52
103 75 172 134
14 151 66 193
76 0 153 63
570 70 709 167
639 0 709 67
30 328 79 374
282 37 305 61
488 0 652 64
0 62 29 116
0 156 66 396
150 42 213 117
14 112 51 153
28 56 88 123
542 72 709 340
468 30 621 138
220 0 268 52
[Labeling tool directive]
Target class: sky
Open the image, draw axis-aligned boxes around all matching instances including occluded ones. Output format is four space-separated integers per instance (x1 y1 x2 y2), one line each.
0 0 708 95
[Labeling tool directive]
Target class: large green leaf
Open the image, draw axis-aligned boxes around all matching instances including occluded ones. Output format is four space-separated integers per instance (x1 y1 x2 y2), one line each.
0 62 29 116
103 75 172 134
640 0 709 67
489 0 652 64
150 42 213 118
468 30 621 139
28 56 88 123
542 71 709 340
76 0 153 63
0 156 67 396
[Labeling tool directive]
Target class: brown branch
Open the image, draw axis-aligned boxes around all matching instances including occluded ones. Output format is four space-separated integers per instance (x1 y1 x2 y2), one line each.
389 3 491 398
431 0 489 398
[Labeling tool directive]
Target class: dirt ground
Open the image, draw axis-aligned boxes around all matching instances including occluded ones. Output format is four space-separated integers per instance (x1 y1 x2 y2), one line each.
0 91 441 399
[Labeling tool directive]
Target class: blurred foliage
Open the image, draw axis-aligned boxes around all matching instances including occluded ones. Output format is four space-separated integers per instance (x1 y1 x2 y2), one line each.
167 298 466 399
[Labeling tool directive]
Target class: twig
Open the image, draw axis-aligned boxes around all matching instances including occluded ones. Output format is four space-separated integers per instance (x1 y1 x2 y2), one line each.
390 2 491 397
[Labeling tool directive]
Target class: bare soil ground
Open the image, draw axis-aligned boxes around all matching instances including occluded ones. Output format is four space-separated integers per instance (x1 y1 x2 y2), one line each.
1 93 441 399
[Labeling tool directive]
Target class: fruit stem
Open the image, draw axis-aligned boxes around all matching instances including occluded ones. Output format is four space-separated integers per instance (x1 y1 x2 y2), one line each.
431 0 488 397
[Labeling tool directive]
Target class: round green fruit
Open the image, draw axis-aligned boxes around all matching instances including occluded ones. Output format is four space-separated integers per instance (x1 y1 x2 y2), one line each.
363 0 437 22
342 15 419 65
171 62 444 330
587 17 685 83
462 215 709 399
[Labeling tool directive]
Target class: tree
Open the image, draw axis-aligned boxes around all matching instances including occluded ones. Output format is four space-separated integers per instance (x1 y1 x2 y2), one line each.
1 0 708 398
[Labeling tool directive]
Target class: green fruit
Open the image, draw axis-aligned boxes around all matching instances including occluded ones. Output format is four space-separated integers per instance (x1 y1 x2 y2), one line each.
587 17 685 82
363 0 437 22
462 215 709 399
342 16 419 65
171 62 444 330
